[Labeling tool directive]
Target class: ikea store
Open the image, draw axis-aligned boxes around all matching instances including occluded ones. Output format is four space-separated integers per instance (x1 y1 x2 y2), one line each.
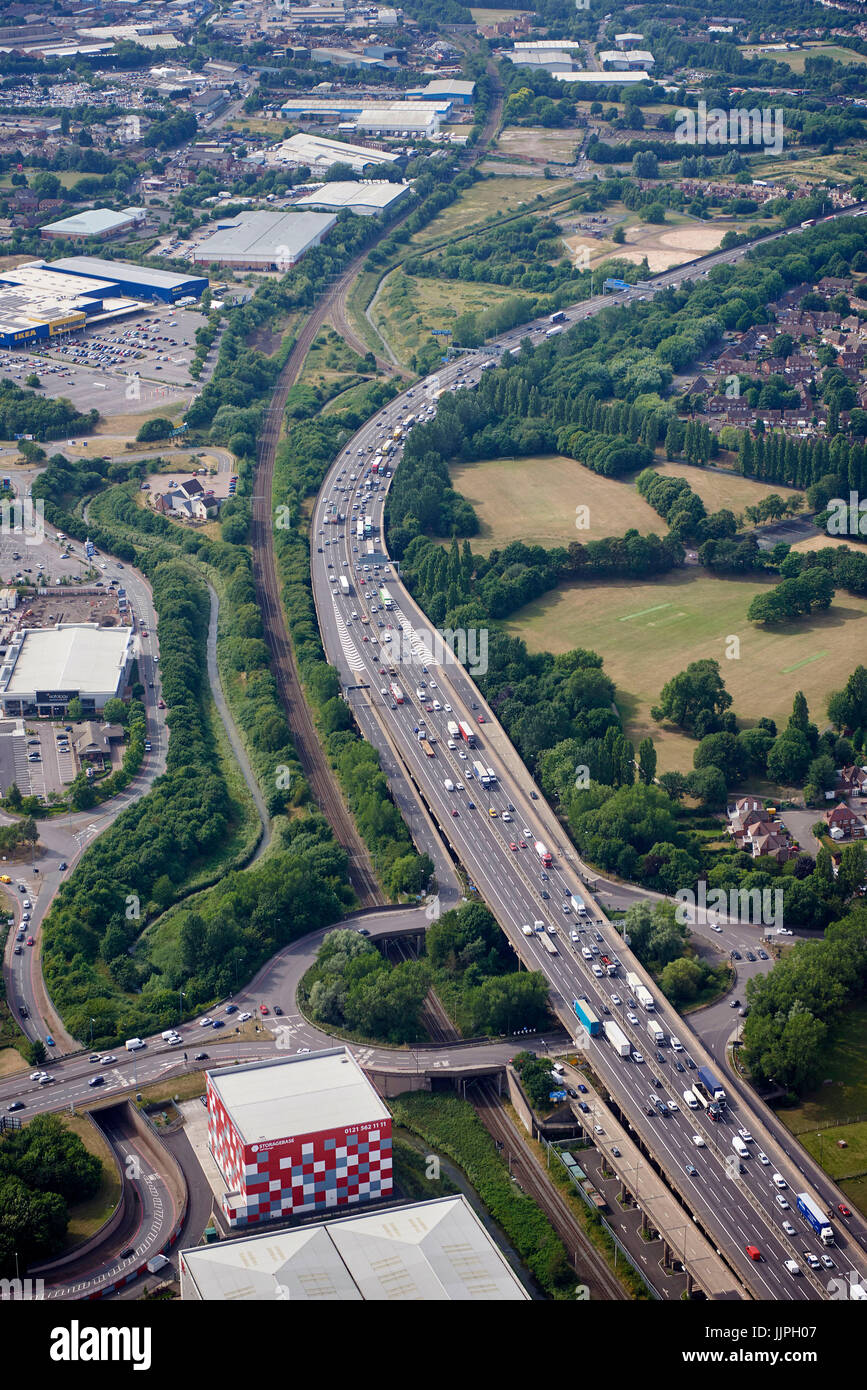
0 257 207 348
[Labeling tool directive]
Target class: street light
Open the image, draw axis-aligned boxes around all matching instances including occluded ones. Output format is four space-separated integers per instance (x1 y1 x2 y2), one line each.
178 988 186 1026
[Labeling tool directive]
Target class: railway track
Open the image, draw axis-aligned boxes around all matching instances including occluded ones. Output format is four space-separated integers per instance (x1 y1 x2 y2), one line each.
472 1078 628 1302
252 255 385 908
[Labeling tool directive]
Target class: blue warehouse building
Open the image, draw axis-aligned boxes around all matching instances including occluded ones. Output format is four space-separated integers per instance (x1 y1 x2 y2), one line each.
41 256 208 305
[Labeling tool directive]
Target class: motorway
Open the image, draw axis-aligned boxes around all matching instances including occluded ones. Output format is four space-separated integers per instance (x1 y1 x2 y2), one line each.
305 206 867 1300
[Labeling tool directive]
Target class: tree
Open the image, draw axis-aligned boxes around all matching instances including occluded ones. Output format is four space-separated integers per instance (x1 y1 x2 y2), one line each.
102 697 128 725
693 730 742 783
767 730 812 785
659 956 703 1004
651 659 732 735
27 1039 46 1067
637 736 656 785
66 698 83 722
136 417 174 443
838 842 866 898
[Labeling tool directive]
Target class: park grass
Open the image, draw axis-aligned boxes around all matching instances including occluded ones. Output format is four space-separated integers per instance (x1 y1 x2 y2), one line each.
448 454 667 552
371 270 521 370
653 461 807 515
63 1111 123 1248
504 566 867 774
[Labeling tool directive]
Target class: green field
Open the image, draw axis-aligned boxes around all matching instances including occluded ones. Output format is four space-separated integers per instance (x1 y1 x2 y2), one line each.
778 1004 867 1215
504 566 867 773
741 42 867 73
449 454 666 551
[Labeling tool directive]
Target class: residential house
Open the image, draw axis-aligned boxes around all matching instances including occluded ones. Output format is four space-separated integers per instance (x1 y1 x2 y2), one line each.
824 802 867 840
837 765 867 798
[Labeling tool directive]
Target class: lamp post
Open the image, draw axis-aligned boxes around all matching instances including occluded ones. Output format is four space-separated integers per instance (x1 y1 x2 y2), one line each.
178 988 186 1027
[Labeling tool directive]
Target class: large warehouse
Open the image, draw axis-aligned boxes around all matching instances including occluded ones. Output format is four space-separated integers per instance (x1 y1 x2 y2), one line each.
40 256 207 304
257 132 400 174
40 206 147 242
179 1196 530 1300
207 1049 392 1228
292 180 411 217
0 624 134 718
191 210 337 269
0 262 138 349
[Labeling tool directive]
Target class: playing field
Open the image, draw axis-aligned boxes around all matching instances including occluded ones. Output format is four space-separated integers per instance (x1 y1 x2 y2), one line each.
505 567 867 773
654 462 807 515
448 454 667 551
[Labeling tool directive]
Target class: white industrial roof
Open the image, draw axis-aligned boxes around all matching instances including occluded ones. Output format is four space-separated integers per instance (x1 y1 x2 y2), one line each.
554 70 651 84
599 49 655 63
0 626 132 698
259 133 400 170
40 208 144 237
512 39 583 50
208 1049 391 1144
192 210 336 263
293 181 409 211
181 1197 530 1300
406 79 475 95
43 256 205 290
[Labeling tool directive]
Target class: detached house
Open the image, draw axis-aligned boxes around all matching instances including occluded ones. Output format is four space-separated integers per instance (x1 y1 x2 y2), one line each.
837 765 867 798
825 803 867 840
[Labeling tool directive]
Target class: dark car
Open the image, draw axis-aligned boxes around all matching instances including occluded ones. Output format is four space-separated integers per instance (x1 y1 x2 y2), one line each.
211 1019 225 1029
732 950 742 961
7 1101 24 1111
566 1088 577 1099
758 949 769 960
540 890 550 899
578 1083 587 1093
120 1247 135 1259
685 1056 696 1069
273 1006 283 1016
225 1004 237 1014
656 1051 666 1063
59 862 67 871
88 1075 104 1087
746 951 756 962
674 1060 685 1073
193 1052 209 1061
652 1077 661 1089
578 1101 590 1114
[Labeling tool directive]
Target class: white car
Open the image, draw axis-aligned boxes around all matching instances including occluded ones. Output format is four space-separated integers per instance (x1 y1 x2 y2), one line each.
668 1100 680 1112
100 1055 116 1065
784 1259 801 1277
611 994 622 1006
570 930 580 942
238 1011 252 1022
443 704 452 713
627 1012 639 1025
711 923 723 933
198 1017 213 1027
30 1071 45 1081
692 1134 705 1147
776 1194 790 1210
632 1051 644 1064
772 1173 787 1189
593 1125 604 1135
782 1220 796 1236
758 1151 770 1165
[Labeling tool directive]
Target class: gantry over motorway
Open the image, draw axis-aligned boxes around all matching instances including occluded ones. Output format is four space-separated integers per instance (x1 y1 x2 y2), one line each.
306 205 867 1301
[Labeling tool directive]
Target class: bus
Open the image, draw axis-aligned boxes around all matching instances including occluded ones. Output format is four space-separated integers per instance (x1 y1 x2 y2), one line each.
379 586 394 609
356 519 364 541
419 738 435 757
540 934 558 956
364 516 372 537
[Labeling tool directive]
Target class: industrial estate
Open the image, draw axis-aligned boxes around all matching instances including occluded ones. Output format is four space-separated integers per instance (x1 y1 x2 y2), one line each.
2 0 867 1357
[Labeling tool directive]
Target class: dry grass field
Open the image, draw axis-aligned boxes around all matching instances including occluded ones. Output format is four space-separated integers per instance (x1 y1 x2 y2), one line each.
408 176 574 248
371 270 520 369
448 455 667 551
504 566 867 773
495 127 583 164
653 462 807 515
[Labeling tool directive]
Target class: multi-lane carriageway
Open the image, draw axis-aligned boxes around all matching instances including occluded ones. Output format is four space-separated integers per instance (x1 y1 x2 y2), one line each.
308 228 867 1300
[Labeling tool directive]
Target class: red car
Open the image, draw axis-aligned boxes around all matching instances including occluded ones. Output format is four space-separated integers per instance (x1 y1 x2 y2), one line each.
477 714 485 724
745 1245 762 1262
519 840 527 848
158 699 166 709
450 808 459 817
259 1004 269 1015
509 843 518 852
26 936 34 946
838 1203 852 1218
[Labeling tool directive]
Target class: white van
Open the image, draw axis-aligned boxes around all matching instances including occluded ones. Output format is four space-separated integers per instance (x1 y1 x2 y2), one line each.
732 1136 750 1159
125 1037 146 1052
521 924 533 936
444 779 454 792
670 1036 683 1051
552 1063 566 1078
161 1030 178 1041
683 1090 698 1109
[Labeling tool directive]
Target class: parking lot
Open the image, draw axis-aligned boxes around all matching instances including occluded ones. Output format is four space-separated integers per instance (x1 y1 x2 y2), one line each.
0 304 205 421
0 521 91 587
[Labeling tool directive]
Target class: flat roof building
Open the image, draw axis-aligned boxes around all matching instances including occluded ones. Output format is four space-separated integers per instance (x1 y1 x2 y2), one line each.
598 49 655 70
40 207 148 242
554 70 651 85
0 624 134 718
180 1196 530 1300
40 256 207 304
255 133 401 174
207 1049 392 1228
0 263 140 349
405 79 475 104
293 180 411 217
190 210 337 269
